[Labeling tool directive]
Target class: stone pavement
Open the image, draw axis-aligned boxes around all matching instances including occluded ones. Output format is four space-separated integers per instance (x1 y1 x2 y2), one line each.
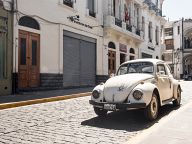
129 101 192 144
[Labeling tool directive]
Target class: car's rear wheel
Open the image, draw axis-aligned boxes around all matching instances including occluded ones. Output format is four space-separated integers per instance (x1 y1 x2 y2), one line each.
144 93 159 121
94 107 107 117
173 88 181 107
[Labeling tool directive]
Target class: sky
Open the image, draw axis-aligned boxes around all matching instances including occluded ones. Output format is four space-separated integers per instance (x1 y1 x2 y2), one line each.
162 0 192 21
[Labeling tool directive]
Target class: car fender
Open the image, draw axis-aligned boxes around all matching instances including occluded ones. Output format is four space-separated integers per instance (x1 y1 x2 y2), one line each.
172 80 181 99
128 82 160 106
91 84 105 102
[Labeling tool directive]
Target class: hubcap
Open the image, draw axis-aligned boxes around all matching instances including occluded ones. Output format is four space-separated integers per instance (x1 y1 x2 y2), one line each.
151 97 158 117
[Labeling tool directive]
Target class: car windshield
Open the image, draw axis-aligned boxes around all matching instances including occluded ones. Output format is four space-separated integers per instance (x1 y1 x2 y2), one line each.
117 62 154 75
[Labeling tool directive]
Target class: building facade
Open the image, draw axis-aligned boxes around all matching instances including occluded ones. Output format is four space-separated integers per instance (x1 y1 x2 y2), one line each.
11 0 165 92
0 1 13 96
102 0 165 76
13 0 104 91
162 19 192 79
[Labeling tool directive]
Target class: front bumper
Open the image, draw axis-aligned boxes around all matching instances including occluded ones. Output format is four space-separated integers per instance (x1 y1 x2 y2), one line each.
89 100 146 111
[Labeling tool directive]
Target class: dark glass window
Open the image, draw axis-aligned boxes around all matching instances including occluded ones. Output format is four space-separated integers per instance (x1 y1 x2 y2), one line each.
129 48 135 54
88 0 95 17
20 38 26 65
32 40 37 65
63 0 73 8
108 42 116 49
164 28 173 36
19 16 40 30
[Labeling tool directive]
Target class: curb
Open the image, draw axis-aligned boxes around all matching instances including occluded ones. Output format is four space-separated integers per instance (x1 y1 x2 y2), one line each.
0 92 91 110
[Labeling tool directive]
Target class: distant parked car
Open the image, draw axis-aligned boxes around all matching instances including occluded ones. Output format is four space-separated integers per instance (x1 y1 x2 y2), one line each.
89 59 182 121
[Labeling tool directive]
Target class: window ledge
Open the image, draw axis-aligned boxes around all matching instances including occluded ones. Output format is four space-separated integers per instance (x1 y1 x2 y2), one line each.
58 0 77 12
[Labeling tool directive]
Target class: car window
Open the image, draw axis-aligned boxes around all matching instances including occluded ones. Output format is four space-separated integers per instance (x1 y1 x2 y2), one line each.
117 62 154 75
157 64 167 75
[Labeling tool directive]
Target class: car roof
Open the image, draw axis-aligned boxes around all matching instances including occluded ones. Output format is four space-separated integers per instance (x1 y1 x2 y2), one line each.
121 59 164 65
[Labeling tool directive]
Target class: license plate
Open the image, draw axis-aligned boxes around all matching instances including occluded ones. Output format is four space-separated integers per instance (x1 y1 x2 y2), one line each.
104 104 116 111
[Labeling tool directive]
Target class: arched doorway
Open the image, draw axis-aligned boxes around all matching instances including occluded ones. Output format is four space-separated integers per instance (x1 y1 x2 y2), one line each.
18 16 40 88
108 42 116 75
183 55 192 77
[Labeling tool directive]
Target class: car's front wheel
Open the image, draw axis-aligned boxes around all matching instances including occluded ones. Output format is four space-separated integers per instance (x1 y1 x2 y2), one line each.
173 88 181 107
94 107 108 117
144 93 159 121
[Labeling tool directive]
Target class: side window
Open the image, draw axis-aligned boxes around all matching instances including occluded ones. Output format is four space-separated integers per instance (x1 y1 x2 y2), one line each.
157 64 167 75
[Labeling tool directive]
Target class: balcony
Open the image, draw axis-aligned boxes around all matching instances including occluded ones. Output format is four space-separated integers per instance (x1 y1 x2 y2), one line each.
104 15 144 42
115 18 122 27
89 10 96 18
63 0 73 8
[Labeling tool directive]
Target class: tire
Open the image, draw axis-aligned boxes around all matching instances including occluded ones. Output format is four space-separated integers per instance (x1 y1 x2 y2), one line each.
94 107 108 117
173 88 181 107
144 93 159 121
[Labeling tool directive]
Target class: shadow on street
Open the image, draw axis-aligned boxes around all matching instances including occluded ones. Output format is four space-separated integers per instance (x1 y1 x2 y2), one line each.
81 104 180 132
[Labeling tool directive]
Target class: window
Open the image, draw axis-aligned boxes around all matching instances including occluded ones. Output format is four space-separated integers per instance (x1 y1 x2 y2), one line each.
0 18 7 79
157 64 167 75
108 42 116 49
117 62 154 75
164 28 173 36
142 17 145 38
178 26 180 35
155 26 159 45
165 39 174 50
19 16 40 30
88 0 96 17
148 22 152 42
63 0 73 8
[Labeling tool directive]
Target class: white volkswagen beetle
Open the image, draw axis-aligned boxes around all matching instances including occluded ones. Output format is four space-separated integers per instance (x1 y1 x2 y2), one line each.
89 59 182 121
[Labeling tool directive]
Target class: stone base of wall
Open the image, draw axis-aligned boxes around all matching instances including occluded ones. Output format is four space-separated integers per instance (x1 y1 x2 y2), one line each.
40 73 63 88
12 73 109 93
96 75 109 84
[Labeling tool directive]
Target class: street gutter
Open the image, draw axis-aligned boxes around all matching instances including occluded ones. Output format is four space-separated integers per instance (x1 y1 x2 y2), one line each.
0 92 91 110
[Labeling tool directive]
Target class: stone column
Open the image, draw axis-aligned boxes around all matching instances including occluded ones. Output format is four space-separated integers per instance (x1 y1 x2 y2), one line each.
130 0 134 26
138 7 142 30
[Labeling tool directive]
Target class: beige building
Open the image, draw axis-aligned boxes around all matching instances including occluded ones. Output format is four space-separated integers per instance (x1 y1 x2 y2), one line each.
162 19 192 80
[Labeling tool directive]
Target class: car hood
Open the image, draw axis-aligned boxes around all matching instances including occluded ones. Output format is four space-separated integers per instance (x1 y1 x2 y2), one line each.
103 74 154 103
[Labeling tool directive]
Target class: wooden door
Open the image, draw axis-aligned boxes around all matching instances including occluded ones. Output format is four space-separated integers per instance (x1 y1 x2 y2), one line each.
18 30 40 88
108 50 116 75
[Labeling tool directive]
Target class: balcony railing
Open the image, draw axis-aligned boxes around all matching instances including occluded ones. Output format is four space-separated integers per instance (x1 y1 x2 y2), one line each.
126 24 132 32
136 29 140 36
89 10 96 18
115 18 122 27
63 0 73 8
144 0 162 16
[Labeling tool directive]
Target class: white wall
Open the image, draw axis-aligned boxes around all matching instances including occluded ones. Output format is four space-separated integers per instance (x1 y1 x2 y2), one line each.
13 0 104 75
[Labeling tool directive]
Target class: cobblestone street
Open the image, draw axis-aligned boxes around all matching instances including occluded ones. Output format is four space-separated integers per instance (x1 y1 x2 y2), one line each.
0 81 191 144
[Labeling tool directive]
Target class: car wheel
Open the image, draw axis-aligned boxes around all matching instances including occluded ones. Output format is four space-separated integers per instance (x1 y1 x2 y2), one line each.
94 107 107 117
173 88 181 107
144 93 159 121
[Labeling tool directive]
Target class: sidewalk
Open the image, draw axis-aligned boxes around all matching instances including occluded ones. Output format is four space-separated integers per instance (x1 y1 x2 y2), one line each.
129 102 192 144
0 87 93 109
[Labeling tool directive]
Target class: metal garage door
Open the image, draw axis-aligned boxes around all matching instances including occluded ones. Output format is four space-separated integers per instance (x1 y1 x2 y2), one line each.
63 31 96 87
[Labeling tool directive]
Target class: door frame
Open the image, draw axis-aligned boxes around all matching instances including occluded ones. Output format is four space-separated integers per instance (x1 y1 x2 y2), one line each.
18 30 40 88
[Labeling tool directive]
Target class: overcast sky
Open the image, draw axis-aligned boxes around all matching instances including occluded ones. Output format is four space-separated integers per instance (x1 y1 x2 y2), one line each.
162 0 192 21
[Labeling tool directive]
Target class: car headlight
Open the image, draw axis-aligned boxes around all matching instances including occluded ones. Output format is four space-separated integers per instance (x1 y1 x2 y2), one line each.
133 90 143 100
92 90 100 99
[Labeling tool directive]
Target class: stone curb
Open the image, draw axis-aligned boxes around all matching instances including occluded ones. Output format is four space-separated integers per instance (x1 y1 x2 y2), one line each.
0 92 92 110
